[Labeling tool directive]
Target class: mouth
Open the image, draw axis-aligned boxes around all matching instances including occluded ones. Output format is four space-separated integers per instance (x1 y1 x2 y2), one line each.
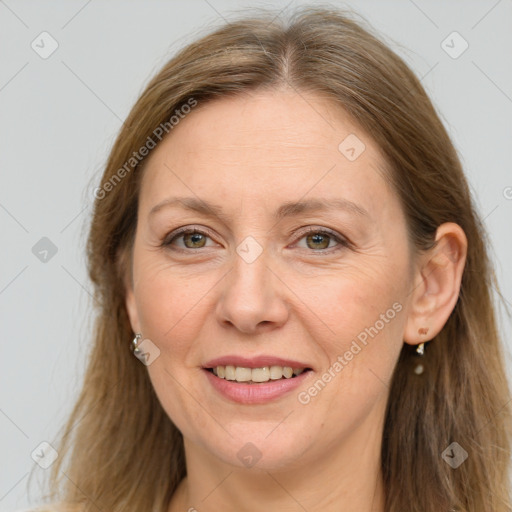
202 358 314 404
204 365 313 384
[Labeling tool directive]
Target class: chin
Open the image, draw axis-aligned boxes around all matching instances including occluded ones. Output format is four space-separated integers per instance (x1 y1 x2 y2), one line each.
196 426 318 472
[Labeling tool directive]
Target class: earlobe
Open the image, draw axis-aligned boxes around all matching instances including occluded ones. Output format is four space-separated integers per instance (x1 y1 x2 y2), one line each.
403 222 467 347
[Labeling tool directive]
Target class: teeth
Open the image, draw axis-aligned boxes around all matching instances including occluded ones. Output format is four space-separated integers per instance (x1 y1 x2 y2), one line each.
270 365 283 380
235 367 251 382
252 367 270 382
225 365 236 380
211 365 307 383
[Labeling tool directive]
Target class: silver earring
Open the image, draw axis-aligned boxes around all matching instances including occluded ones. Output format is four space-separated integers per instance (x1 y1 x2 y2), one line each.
132 333 142 356
414 338 427 375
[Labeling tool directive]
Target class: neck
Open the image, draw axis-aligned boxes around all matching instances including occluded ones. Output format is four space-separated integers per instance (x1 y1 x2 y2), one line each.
169 412 386 512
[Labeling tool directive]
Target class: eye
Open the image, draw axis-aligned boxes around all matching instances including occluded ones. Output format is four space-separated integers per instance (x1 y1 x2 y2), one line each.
292 227 349 253
162 226 350 254
162 227 217 250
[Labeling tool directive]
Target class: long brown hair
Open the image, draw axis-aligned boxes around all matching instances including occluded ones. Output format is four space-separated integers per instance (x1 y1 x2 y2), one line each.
38 6 511 511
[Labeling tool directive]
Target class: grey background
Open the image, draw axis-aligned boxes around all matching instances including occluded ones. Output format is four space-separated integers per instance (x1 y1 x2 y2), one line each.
1 0 511 510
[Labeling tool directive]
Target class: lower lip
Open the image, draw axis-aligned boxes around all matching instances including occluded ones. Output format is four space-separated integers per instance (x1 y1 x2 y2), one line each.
203 368 312 404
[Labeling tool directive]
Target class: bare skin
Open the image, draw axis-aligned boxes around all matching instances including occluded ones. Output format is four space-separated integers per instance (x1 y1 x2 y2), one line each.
124 88 467 512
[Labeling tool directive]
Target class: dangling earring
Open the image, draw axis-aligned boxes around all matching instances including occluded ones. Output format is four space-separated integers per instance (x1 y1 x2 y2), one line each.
132 332 142 357
414 344 425 375
414 327 429 375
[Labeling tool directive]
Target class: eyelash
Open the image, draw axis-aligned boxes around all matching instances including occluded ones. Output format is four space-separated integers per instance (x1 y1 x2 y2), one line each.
161 225 350 254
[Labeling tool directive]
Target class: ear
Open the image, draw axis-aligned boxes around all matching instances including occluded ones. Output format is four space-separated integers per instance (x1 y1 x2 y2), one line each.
121 247 141 335
125 284 141 335
403 222 467 347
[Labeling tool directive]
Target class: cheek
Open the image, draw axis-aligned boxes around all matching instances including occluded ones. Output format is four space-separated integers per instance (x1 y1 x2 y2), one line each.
316 264 406 396
132 250 225 364
132 254 194 345
325 264 404 341
305 280 404 441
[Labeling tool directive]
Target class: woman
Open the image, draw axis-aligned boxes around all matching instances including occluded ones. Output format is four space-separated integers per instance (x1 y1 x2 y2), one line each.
37 6 511 512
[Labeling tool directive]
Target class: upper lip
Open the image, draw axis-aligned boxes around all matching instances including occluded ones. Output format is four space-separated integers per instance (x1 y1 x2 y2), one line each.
203 355 312 370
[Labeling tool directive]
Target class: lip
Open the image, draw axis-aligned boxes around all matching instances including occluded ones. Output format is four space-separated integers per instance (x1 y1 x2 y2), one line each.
203 367 312 404
203 355 312 370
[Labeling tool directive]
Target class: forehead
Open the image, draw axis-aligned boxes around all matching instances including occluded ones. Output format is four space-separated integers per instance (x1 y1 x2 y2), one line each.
139 89 395 219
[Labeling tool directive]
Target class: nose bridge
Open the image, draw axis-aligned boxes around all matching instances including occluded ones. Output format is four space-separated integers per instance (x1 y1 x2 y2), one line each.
216 239 289 333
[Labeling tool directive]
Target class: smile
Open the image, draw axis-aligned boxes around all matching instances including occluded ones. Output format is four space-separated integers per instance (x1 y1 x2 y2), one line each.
207 365 310 383
203 366 313 404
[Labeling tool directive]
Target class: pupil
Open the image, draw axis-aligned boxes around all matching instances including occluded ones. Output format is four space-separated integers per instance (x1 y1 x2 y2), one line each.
308 233 329 249
186 232 205 248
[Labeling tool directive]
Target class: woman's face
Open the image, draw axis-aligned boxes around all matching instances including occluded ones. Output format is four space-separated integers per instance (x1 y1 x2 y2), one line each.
126 88 415 471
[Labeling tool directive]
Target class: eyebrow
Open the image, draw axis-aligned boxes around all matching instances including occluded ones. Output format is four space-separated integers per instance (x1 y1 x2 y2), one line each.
149 196 369 222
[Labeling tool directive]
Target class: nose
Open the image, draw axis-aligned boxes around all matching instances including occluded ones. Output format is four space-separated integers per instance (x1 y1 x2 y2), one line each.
215 249 290 335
